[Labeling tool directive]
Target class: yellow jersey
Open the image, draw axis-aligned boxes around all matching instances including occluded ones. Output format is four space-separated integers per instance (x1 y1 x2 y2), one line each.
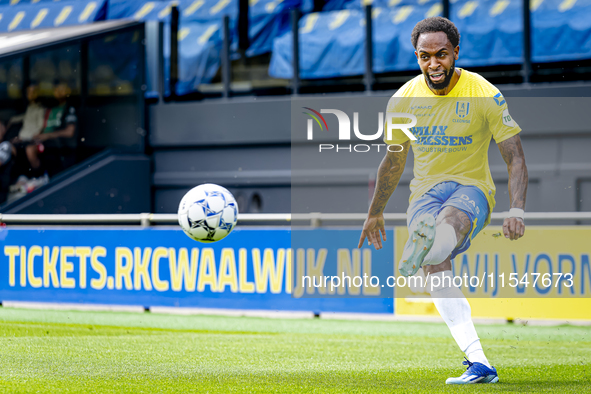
384 69 521 224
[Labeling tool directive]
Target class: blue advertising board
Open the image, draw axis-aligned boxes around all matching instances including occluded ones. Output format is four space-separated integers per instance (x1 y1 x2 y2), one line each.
0 227 394 314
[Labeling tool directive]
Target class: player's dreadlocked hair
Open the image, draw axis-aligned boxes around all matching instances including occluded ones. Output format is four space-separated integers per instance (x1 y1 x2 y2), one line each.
411 17 460 49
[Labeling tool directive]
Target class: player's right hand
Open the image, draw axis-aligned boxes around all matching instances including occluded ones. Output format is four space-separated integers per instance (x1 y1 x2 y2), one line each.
358 214 387 250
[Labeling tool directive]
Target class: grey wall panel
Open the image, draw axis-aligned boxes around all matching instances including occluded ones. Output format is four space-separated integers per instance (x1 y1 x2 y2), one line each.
150 97 292 146
152 145 292 213
155 186 291 214
150 82 591 215
500 82 591 97
579 180 591 212
291 184 412 214
3 154 151 214
153 146 291 187
506 98 591 136
81 100 143 149
150 94 591 149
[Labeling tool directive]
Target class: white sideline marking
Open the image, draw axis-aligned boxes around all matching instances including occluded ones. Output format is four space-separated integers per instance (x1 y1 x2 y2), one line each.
149 306 315 319
2 302 590 325
2 301 145 313
321 312 399 321
513 318 591 326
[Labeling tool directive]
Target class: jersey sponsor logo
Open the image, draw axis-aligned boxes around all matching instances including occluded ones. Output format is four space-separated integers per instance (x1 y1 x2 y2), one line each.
493 92 506 106
455 101 470 118
410 125 473 147
502 108 514 127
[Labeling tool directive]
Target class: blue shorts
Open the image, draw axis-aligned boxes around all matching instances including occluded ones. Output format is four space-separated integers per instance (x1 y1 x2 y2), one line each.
407 182 489 259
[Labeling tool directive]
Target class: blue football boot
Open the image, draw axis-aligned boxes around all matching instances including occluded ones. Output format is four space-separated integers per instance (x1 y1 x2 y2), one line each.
446 358 499 384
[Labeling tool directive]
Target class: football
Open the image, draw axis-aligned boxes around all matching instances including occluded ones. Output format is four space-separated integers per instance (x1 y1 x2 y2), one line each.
177 184 239 243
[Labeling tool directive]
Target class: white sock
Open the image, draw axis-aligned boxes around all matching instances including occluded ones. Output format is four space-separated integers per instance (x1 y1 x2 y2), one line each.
423 224 457 266
428 271 491 368
465 339 491 368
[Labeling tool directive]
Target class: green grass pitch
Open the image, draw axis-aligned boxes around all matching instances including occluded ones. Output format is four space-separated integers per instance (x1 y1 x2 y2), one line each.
0 308 589 393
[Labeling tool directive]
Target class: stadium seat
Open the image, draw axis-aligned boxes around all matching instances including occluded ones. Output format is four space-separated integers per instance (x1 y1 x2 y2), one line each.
109 0 304 93
88 30 142 95
2 0 589 92
269 0 591 79
269 6 432 79
163 20 225 95
0 0 107 32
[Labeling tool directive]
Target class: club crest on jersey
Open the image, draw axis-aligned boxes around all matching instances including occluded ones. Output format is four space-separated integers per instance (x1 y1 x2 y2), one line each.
455 101 470 118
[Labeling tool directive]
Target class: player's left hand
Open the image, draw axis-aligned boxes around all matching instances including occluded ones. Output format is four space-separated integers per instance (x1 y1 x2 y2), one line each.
358 214 386 250
503 217 525 240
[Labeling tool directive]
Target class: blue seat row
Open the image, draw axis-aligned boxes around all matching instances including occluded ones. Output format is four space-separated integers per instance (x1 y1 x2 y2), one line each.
269 0 591 79
1 0 590 92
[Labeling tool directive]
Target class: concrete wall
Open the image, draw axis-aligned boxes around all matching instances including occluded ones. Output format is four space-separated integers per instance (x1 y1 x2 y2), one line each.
3 152 151 214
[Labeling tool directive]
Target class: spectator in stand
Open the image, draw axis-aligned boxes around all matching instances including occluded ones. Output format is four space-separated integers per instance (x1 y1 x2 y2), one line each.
0 84 46 203
8 84 46 142
26 80 77 177
0 84 45 167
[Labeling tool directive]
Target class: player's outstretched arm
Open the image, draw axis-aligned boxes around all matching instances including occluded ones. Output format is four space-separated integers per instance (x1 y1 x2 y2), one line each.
358 141 410 250
498 134 528 240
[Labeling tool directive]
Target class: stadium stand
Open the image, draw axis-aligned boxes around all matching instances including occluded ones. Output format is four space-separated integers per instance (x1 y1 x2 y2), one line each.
269 0 591 79
109 0 299 92
269 6 433 79
0 20 150 212
0 0 589 93
0 0 107 31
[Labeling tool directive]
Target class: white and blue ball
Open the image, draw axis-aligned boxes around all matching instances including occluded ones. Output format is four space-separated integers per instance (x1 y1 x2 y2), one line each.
178 184 238 243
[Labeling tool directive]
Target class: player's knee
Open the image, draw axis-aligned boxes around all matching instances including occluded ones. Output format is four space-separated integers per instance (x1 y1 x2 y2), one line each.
456 213 471 238
438 209 471 242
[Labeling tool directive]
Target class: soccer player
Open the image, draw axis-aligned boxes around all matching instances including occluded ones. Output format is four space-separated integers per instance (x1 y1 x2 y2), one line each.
358 17 527 384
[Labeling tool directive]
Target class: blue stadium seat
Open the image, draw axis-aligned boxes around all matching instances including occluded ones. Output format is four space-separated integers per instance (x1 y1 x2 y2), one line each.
452 0 522 67
531 0 591 63
107 0 238 23
269 6 434 79
247 0 301 57
88 29 142 95
163 20 225 95
0 0 107 32
109 0 303 92
4 0 590 93
269 0 591 79
108 0 301 57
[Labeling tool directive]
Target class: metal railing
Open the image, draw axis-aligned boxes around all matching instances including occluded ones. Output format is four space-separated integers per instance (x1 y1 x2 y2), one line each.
0 212 590 227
